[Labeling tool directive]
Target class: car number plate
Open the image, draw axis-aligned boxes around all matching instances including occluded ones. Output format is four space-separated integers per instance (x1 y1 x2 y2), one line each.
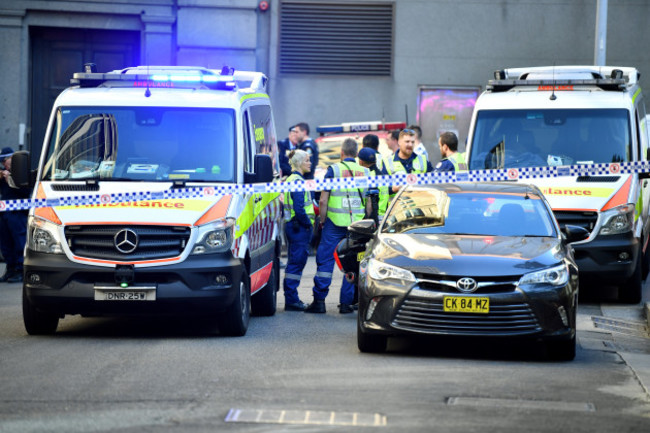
443 296 489 314
94 285 156 301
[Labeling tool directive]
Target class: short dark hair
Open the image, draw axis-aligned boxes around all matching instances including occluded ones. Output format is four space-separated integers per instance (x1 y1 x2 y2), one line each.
362 134 379 150
407 125 422 139
439 131 459 151
295 122 310 135
389 130 400 140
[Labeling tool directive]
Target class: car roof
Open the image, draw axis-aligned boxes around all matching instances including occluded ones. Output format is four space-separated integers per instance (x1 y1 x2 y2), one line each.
409 181 542 196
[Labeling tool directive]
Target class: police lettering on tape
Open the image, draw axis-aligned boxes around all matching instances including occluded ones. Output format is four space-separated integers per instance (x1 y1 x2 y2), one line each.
3 161 650 212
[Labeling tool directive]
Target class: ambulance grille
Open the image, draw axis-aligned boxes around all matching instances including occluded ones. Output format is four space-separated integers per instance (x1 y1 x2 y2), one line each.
553 211 598 233
64 225 191 261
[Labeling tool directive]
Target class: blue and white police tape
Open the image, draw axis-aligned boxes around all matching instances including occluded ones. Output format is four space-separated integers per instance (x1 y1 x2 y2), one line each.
1 160 648 212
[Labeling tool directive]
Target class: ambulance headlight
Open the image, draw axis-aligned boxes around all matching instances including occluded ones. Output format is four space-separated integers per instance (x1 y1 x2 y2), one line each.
192 217 235 254
28 217 64 254
599 204 634 235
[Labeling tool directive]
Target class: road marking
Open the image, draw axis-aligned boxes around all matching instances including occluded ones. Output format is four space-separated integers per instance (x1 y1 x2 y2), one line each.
225 408 387 427
447 397 596 412
592 316 650 338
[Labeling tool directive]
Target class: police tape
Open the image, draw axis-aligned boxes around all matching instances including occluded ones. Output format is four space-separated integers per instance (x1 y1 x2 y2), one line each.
1 160 648 212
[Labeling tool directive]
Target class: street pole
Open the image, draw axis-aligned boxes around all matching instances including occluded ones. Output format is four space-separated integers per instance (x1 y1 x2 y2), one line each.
594 0 608 66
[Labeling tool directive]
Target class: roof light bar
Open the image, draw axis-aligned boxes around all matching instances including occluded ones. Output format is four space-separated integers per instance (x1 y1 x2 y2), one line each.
316 121 407 135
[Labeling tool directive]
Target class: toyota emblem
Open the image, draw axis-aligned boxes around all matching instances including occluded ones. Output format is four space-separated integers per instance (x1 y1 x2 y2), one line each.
456 277 478 293
114 229 139 254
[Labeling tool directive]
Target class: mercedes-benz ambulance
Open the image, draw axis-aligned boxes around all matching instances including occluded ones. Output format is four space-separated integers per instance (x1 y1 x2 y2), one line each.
465 66 649 303
14 65 282 335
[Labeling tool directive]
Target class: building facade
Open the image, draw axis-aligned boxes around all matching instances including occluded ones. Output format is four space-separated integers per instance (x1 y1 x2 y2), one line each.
1 0 649 164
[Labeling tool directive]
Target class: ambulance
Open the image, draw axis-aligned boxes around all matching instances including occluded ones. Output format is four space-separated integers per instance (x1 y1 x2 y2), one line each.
465 66 650 303
14 65 282 335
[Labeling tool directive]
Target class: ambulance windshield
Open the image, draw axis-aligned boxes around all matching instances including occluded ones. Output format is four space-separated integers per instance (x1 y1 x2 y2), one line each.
41 106 236 182
468 109 631 170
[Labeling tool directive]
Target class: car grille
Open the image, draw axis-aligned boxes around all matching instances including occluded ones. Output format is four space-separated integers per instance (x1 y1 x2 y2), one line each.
414 274 518 294
553 210 598 233
64 225 191 261
392 298 541 336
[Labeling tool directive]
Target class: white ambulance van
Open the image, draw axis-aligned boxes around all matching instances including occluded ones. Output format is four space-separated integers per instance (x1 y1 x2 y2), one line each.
465 66 650 303
14 65 282 335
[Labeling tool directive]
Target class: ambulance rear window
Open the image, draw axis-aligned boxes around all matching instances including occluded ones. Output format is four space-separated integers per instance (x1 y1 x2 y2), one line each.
42 107 236 182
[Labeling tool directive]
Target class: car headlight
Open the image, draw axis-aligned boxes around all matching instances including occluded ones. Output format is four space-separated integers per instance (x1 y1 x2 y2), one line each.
28 217 64 254
367 258 416 283
518 263 569 287
192 217 235 254
599 204 634 235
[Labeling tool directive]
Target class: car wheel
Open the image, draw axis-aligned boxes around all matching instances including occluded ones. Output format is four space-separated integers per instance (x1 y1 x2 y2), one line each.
218 269 251 336
619 248 642 304
22 287 59 335
642 236 650 280
251 257 278 317
357 317 387 353
546 335 576 361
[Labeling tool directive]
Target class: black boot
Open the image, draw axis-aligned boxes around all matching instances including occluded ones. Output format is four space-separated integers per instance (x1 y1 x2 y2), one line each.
304 299 326 314
0 267 15 283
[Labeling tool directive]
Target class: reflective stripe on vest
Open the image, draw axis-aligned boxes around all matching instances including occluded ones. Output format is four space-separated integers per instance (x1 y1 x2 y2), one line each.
283 173 315 222
327 161 369 226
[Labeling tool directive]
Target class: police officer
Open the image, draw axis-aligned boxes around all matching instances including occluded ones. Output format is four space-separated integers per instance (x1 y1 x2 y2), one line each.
278 125 300 178
434 131 468 172
282 149 315 311
306 138 371 314
357 147 388 223
381 128 433 195
0 147 29 283
294 122 319 180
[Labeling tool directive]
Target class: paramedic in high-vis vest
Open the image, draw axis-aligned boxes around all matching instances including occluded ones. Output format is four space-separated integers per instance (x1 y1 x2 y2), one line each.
381 128 434 195
282 149 315 311
434 131 468 173
306 138 371 315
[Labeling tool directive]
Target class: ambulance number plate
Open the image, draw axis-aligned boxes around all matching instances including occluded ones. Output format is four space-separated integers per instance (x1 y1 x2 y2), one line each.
443 296 489 314
94 285 156 301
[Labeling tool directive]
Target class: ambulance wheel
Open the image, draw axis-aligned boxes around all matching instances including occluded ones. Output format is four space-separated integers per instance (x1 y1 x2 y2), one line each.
251 257 279 317
619 250 642 304
218 270 251 336
357 318 387 353
642 239 650 280
23 287 59 335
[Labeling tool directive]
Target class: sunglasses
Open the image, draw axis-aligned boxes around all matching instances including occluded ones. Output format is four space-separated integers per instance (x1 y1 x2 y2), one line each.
402 128 416 134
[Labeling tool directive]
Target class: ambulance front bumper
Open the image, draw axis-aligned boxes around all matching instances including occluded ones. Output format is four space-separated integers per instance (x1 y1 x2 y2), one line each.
571 231 639 283
23 250 244 317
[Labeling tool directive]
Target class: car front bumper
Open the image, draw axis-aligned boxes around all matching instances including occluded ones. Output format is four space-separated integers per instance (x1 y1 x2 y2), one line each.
23 250 244 317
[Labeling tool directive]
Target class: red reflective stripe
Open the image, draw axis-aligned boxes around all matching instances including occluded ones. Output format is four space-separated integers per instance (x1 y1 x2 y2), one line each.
250 261 273 294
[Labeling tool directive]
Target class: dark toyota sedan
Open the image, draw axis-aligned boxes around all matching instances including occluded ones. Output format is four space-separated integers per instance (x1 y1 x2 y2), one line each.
340 182 588 359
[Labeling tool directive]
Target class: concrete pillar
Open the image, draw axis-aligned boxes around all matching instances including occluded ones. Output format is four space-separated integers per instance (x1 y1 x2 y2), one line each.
141 13 176 66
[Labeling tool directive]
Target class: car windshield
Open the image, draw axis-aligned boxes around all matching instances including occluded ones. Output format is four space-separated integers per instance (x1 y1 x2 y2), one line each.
41 106 235 182
382 188 556 237
468 109 631 170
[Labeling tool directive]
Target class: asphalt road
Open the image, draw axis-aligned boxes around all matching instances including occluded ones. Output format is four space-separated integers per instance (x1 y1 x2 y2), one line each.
1 259 649 433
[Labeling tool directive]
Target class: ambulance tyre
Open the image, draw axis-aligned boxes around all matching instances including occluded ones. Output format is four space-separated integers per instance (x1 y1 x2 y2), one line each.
23 286 59 335
619 250 642 304
642 237 650 280
251 256 279 317
218 269 251 336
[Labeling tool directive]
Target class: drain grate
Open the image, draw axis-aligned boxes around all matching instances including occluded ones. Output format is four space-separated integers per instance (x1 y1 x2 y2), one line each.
447 397 595 412
225 409 387 427
591 316 649 338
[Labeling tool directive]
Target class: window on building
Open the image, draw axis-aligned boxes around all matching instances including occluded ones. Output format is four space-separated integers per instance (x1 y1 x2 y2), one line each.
279 1 394 76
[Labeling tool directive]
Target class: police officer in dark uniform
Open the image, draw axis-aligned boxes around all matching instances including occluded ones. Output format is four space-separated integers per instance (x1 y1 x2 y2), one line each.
0 147 30 283
294 122 319 180
278 125 299 178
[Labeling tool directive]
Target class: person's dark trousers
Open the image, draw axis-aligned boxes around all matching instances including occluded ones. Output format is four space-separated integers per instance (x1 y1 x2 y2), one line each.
283 220 311 305
0 211 27 278
312 219 354 305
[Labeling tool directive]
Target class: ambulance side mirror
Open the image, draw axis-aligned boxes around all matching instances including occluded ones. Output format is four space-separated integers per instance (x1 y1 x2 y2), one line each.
253 154 273 183
10 150 31 188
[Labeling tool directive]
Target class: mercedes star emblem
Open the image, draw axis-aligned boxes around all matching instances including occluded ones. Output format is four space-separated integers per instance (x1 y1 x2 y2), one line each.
456 277 478 293
114 229 139 254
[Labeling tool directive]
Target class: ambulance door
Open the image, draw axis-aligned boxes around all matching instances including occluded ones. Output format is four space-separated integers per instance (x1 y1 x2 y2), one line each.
240 108 261 276
635 99 650 248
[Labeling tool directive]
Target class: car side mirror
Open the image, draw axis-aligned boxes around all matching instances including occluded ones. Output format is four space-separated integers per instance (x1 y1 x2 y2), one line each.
561 224 590 243
246 154 273 184
348 219 377 240
9 150 31 188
